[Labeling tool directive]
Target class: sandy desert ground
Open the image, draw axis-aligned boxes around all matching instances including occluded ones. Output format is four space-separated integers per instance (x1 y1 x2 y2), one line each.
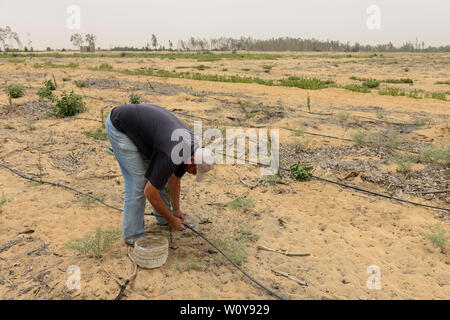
0 51 449 300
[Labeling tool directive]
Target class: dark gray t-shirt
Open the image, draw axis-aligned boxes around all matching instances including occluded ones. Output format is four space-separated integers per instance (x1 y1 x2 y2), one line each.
110 104 196 190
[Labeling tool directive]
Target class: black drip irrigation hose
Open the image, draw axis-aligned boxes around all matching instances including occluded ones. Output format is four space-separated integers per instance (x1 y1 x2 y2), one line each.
0 162 286 300
1 161 449 299
1 161 448 214
0 163 123 213
182 223 286 300
114 279 130 300
278 166 450 212
312 175 449 212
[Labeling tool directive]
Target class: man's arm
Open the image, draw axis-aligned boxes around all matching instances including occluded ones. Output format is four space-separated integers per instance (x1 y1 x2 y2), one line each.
168 173 184 220
144 181 185 231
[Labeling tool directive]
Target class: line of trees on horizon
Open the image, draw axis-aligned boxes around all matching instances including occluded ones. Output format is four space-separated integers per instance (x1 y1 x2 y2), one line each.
1 27 449 53
111 36 450 53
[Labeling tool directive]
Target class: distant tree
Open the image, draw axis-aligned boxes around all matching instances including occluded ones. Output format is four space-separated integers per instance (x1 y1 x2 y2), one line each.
24 46 28 52
0 26 21 51
46 47 52 51
70 33 84 48
151 34 158 50
26 32 32 50
177 39 186 51
85 34 97 46
168 40 173 50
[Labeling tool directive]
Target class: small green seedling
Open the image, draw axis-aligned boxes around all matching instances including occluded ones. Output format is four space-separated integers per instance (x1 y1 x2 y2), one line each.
226 197 254 211
6 84 24 99
55 91 86 117
198 215 212 224
82 128 107 140
65 226 121 258
290 162 313 181
0 193 9 208
175 258 205 273
129 93 141 104
422 223 449 254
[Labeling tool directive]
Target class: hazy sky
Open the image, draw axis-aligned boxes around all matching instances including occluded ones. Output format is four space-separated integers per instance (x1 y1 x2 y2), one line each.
1 0 449 50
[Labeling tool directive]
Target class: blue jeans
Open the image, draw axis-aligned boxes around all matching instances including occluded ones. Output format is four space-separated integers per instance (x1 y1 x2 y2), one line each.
106 114 173 244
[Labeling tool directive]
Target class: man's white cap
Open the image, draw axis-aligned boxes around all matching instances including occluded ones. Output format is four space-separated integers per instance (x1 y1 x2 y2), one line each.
194 147 215 182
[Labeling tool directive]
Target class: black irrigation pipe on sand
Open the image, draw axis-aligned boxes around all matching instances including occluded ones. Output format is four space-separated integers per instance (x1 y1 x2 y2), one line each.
173 111 420 155
310 175 449 212
182 223 286 300
0 162 286 300
0 163 123 213
1 158 449 299
279 165 449 212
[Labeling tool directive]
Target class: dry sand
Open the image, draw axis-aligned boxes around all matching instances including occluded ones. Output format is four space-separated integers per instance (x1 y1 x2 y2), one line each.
0 52 449 300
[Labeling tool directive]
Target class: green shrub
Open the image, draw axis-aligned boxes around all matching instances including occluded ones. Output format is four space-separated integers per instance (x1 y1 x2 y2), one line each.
435 80 450 85
336 111 351 120
238 224 259 242
65 227 121 258
279 76 333 90
198 215 212 224
413 118 429 126
384 78 413 84
216 237 247 266
129 93 141 104
408 89 423 99
420 146 450 166
43 79 56 91
195 64 209 70
0 192 9 207
226 197 254 211
379 87 406 96
363 78 380 88
74 80 90 88
290 162 313 181
175 258 205 273
263 174 282 185
431 92 447 101
262 65 273 73
33 61 79 69
6 84 24 98
376 112 385 119
343 84 370 93
37 80 57 101
391 153 414 172
55 91 86 117
37 87 57 101
351 130 402 149
98 63 114 71
82 128 107 140
422 223 449 254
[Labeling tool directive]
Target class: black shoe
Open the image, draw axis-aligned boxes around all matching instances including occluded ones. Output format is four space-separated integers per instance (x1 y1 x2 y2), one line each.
124 241 134 247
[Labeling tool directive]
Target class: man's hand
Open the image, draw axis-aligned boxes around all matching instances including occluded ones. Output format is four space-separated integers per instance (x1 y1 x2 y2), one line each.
169 216 186 231
173 209 185 222
145 181 185 232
